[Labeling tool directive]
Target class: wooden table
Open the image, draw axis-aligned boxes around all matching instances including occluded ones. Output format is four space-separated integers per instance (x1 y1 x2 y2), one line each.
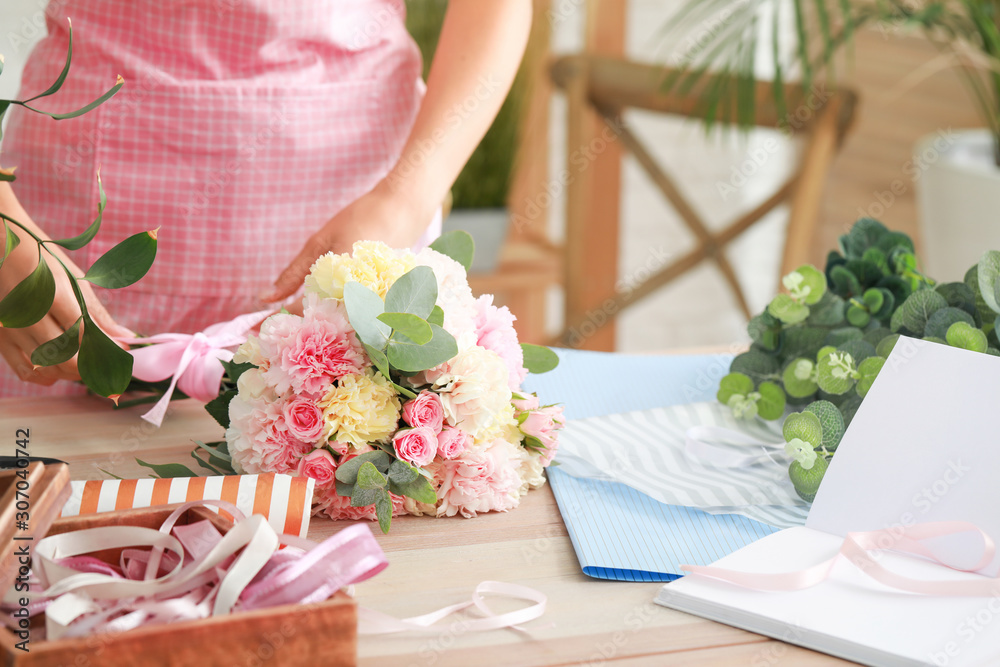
0 394 854 666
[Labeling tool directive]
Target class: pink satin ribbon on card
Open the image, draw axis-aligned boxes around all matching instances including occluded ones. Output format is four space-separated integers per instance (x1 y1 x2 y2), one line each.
683 521 1000 596
122 309 273 426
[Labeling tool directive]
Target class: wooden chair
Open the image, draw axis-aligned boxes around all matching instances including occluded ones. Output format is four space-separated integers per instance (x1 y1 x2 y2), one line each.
550 54 858 350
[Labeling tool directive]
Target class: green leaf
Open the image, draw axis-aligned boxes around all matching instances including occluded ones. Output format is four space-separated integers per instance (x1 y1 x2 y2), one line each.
30 316 81 367
136 458 198 478
429 230 475 272
193 439 232 463
0 221 20 271
364 343 391 378
46 172 106 250
730 349 779 385
78 315 133 398
335 450 392 484
782 359 818 398
350 485 382 508
782 411 823 449
829 264 862 298
846 305 870 328
82 230 158 288
856 356 886 399
923 307 975 340
747 312 781 350
789 456 829 503
836 339 876 365
344 281 390 349
717 372 754 404
190 449 226 476
793 265 827 305
386 324 458 373
21 74 124 120
427 305 445 327
357 461 388 490
946 321 988 354
24 20 75 102
220 359 256 384
978 250 1000 314
384 266 438 319
756 381 786 421
521 343 559 374
374 489 393 534
0 249 55 328
890 289 948 337
861 288 884 313
98 467 124 480
803 400 845 452
387 460 437 504
204 389 237 430
876 333 899 359
767 293 808 325
935 282 979 322
816 351 855 395
805 292 846 327
378 312 432 345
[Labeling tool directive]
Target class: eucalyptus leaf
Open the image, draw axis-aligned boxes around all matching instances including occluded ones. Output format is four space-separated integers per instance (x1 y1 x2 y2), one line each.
350 485 383 508
388 473 437 505
344 281 390 349
357 461 388 490
0 250 55 328
717 372 754 404
364 343 391 379
427 305 445 327
756 381 786 421
378 312 432 345
429 230 475 272
30 316 81 367
890 289 948 337
978 250 1000 314
767 293 808 325
190 450 226 476
387 459 421 485
82 229 157 288
386 324 457 373
335 450 392 484
521 343 559 374
782 411 823 449
384 266 437 319
374 490 393 534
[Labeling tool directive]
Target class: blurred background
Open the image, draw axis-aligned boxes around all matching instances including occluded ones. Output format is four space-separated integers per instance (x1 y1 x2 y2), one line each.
0 1 988 352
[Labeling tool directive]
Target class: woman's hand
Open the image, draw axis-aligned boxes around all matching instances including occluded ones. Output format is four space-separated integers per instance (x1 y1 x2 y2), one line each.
0 183 133 387
260 180 434 303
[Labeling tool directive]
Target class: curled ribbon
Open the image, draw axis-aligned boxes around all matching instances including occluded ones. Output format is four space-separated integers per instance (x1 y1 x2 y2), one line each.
2 499 549 641
122 309 273 426
684 426 788 468
682 521 999 596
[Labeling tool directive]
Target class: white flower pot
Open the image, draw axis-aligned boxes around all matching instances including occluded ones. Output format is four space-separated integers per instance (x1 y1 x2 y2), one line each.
915 128 1000 281
441 207 510 274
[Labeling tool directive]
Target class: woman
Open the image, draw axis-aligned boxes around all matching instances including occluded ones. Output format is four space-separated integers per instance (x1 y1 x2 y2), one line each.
0 0 531 396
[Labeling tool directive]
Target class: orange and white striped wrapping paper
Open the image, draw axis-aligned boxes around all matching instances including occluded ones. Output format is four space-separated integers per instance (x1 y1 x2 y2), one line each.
59 473 315 538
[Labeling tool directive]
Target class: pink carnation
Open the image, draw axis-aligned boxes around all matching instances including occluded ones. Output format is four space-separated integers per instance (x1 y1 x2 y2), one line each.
297 449 337 488
227 394 313 475
474 295 527 391
282 397 324 444
393 427 438 467
434 439 521 518
259 299 367 397
401 391 445 432
436 426 469 460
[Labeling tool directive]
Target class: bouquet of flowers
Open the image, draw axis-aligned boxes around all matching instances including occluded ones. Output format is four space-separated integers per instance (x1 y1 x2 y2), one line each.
190 233 562 532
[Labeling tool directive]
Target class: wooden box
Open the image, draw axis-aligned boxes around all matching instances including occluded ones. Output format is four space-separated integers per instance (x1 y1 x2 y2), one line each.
0 463 357 666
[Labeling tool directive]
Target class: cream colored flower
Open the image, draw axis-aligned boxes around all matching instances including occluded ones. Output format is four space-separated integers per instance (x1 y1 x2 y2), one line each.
305 241 415 300
233 335 265 367
319 370 401 449
423 346 513 440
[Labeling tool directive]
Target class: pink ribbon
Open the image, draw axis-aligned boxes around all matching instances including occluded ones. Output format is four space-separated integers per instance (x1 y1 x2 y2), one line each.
1 499 549 640
122 309 272 426
682 521 999 596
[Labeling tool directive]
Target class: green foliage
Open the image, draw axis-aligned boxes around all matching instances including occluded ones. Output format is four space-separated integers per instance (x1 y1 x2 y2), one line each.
790 456 829 503
334 449 435 533
521 343 560 374
718 218 1000 506
0 23 149 400
428 230 475 273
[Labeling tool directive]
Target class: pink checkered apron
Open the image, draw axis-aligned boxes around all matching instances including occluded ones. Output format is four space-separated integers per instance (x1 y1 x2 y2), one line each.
1 0 436 397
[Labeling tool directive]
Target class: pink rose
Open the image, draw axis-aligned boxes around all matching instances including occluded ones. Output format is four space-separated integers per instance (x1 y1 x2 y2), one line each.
282 397 324 443
511 393 539 412
520 405 565 465
392 427 438 467
297 449 337 488
437 426 470 460
401 391 445 432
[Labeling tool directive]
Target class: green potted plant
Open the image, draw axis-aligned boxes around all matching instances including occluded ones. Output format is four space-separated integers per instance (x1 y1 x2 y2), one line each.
661 0 1000 280
406 0 527 273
